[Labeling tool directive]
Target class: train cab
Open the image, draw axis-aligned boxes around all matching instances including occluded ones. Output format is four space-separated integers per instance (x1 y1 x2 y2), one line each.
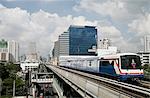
99 53 144 81
119 54 144 81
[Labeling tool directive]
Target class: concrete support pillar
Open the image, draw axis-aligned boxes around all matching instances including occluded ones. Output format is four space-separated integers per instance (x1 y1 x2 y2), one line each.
32 85 36 98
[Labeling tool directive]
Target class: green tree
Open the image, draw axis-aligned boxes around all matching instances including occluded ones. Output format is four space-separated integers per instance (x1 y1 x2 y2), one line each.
143 64 150 80
0 63 9 80
1 62 25 96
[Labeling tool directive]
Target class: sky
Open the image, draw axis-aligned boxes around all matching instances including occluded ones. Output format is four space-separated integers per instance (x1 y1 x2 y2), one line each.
0 0 150 57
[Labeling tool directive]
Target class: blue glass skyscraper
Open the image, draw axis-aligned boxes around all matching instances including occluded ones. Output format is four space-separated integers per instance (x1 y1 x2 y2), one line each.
52 25 98 59
68 25 97 55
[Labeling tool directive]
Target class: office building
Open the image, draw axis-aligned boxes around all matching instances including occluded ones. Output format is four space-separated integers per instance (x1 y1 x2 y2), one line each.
52 41 59 65
137 35 150 65
144 35 150 52
52 25 97 59
97 38 117 56
8 40 19 62
0 39 9 62
137 51 150 65
21 42 39 72
52 41 59 58
99 38 110 49
69 25 97 55
0 39 19 62
26 42 38 62
59 32 69 56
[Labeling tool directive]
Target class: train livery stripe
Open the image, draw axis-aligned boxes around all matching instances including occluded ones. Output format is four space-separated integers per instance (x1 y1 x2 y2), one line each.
114 63 120 74
115 64 123 74
115 64 143 75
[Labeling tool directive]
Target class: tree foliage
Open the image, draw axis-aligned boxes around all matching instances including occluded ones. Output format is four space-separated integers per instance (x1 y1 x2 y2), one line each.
143 64 150 73
143 64 150 80
0 62 25 96
0 63 9 80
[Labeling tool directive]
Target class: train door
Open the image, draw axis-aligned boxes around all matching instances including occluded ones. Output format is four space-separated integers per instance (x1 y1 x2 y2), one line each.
99 59 117 76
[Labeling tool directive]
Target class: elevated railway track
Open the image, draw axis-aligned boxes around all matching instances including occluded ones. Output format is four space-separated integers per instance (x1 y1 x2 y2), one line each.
46 64 150 98
140 80 150 89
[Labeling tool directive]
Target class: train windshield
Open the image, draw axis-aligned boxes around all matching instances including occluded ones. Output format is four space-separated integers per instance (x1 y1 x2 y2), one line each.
121 55 142 69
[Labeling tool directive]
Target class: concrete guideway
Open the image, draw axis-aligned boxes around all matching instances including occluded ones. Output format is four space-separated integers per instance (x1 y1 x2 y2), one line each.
52 78 64 98
28 63 149 98
48 65 128 98
140 80 150 89
47 65 150 98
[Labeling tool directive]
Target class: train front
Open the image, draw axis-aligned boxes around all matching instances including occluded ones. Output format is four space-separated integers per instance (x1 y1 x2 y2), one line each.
119 54 144 81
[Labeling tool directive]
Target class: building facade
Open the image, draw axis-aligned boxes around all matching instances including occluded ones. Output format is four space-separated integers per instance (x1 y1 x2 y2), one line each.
20 62 39 71
8 40 19 62
137 52 150 65
52 25 97 62
137 35 150 65
52 41 59 65
69 25 97 55
52 41 59 58
0 39 9 62
25 42 38 62
144 35 150 52
0 39 19 62
59 32 69 56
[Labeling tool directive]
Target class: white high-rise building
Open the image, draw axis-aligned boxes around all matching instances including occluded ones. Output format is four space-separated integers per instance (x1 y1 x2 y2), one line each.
8 40 19 62
99 38 110 49
21 42 39 72
26 42 38 62
144 35 150 52
97 38 117 56
0 39 19 62
0 39 9 62
59 32 69 56
137 35 150 65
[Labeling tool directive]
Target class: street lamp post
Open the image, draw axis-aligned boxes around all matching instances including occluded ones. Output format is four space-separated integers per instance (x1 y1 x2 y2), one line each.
13 73 17 97
0 78 2 97
13 79 15 97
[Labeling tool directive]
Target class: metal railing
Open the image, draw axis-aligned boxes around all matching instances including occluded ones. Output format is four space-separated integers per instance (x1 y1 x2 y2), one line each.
31 78 53 83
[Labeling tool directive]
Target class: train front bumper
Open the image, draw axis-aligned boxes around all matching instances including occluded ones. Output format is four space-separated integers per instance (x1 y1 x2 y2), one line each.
119 74 144 81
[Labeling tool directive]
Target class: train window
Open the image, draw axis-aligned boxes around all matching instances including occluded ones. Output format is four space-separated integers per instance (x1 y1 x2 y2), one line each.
99 59 118 66
89 61 92 66
101 61 110 66
121 55 142 69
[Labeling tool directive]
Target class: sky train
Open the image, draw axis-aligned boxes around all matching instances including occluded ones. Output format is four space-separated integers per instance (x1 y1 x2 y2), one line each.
59 53 144 81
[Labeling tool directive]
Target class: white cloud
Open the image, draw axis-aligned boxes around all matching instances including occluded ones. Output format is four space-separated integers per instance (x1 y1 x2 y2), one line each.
97 25 132 52
0 4 5 8
1 1 148 57
128 13 150 36
74 0 150 52
0 5 97 56
97 25 142 52
74 0 129 22
74 0 150 24
127 13 150 52
5 0 55 2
